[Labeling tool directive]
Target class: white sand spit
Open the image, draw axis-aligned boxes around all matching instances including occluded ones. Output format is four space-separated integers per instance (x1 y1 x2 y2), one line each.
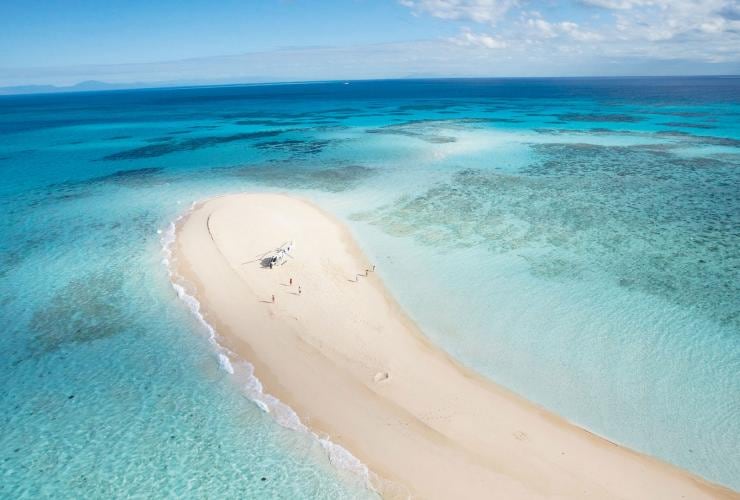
173 193 737 500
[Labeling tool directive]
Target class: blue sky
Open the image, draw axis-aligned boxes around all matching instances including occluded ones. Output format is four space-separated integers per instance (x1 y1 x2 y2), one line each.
1 0 739 87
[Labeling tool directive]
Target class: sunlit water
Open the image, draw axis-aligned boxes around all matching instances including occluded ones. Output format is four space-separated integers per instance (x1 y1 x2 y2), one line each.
1 78 738 496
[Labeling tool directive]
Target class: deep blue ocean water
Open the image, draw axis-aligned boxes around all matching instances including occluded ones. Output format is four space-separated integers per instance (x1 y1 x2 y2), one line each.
1 77 738 496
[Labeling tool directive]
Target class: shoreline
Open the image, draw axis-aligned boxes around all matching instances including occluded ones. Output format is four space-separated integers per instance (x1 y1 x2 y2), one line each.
171 192 737 499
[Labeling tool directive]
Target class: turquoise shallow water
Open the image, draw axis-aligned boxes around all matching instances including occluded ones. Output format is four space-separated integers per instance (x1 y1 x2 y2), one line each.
1 78 739 496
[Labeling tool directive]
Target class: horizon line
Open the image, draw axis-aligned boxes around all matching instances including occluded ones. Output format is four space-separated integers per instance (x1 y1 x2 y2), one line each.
1 74 739 97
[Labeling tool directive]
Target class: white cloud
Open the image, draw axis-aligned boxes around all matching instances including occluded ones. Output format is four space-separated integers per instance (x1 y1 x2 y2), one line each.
449 28 508 48
581 0 660 9
584 0 740 41
399 0 740 65
400 0 518 24
525 17 603 42
526 18 557 38
558 21 604 42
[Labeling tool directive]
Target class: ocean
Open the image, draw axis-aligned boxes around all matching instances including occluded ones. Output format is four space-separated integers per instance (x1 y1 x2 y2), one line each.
1 77 738 496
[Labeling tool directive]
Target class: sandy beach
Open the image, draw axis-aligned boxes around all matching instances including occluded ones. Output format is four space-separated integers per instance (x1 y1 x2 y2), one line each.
172 192 736 500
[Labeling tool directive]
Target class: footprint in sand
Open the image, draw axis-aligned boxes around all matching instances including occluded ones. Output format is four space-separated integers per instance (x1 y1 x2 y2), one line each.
374 371 390 383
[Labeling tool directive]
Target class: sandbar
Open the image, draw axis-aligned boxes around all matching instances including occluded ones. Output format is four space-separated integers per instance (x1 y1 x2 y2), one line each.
172 193 736 499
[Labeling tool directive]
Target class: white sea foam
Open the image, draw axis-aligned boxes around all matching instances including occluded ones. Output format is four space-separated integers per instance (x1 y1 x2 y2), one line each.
218 353 234 374
320 438 371 479
159 207 375 492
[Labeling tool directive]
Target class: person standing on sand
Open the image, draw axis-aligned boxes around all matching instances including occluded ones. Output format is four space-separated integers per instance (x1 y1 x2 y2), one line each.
289 278 293 286
365 269 369 277
272 294 275 303
298 286 302 295
372 264 376 272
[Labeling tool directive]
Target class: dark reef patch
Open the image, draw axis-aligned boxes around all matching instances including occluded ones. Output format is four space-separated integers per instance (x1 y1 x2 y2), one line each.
102 143 183 161
142 136 175 143
354 142 740 327
102 130 286 160
306 119 344 126
321 107 361 114
224 163 376 192
648 110 710 118
531 127 740 149
709 152 740 163
187 124 221 130
38 168 167 198
29 185 95 208
660 122 716 129
235 119 304 127
654 131 740 147
484 117 523 124
310 124 350 133
253 138 334 157
532 128 640 137
556 113 643 123
29 272 127 355
94 167 165 186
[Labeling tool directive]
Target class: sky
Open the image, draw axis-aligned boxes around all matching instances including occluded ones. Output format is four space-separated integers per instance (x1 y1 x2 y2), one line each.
1 0 739 88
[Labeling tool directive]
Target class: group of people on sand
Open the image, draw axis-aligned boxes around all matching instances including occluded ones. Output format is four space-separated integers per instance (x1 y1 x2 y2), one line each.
357 264 376 281
270 264 376 304
271 278 301 304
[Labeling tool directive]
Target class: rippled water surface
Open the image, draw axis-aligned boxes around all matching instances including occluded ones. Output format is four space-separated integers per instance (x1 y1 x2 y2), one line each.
1 78 739 495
